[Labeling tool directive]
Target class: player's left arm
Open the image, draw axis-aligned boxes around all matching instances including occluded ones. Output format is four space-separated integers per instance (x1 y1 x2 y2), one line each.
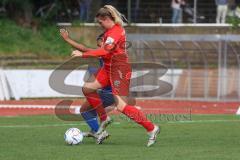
81 29 123 58
60 28 93 52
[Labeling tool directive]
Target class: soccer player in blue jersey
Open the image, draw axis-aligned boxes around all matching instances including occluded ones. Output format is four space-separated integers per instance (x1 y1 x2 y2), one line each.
60 30 115 143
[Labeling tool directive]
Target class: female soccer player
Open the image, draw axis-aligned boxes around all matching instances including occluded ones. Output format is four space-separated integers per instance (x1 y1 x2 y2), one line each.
70 5 160 147
60 30 115 142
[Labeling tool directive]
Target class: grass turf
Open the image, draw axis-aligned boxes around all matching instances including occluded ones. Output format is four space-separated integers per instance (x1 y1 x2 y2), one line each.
0 19 72 57
0 115 239 160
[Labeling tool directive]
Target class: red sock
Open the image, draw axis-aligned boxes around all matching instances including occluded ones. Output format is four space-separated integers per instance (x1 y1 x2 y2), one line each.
122 105 154 132
85 92 107 121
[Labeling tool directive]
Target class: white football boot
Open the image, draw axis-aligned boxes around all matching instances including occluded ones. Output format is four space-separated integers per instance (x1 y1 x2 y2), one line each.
96 130 110 144
96 116 113 135
147 125 160 147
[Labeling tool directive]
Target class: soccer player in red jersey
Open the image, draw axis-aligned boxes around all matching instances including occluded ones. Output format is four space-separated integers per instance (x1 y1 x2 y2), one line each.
70 5 160 147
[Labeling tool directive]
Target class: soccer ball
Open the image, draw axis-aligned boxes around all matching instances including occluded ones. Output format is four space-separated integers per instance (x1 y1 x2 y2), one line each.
64 128 83 145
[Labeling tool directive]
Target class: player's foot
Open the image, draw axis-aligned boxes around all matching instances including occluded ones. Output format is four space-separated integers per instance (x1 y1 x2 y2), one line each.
96 130 110 144
82 131 97 139
96 116 113 134
147 125 160 147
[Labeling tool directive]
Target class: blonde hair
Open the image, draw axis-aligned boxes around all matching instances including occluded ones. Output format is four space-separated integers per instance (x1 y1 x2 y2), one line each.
96 5 125 26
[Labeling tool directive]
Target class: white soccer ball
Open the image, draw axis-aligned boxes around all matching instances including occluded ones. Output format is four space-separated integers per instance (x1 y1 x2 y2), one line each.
64 128 83 145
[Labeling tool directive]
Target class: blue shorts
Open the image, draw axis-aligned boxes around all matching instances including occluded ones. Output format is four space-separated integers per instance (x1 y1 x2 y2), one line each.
88 66 115 107
98 86 115 107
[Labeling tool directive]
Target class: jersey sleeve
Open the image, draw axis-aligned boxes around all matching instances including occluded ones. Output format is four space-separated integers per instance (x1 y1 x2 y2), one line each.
104 28 123 51
82 26 124 58
82 48 108 58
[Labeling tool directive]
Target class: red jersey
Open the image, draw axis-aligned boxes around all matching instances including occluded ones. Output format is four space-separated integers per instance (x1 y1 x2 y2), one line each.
83 24 129 74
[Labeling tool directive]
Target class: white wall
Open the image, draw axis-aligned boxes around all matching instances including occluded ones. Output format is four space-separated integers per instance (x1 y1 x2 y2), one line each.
2 69 182 99
4 70 86 98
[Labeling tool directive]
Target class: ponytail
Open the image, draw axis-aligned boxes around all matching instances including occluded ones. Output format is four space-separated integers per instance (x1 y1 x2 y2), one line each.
96 5 128 26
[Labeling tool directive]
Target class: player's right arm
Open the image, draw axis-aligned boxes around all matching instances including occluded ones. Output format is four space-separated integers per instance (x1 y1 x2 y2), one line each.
60 29 93 52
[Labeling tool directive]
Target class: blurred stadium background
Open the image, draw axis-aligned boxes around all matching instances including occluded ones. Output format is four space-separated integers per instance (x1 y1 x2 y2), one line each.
0 1 240 160
0 0 239 115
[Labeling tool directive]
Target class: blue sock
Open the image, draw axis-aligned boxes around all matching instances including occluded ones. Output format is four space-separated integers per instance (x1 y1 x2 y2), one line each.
81 110 99 133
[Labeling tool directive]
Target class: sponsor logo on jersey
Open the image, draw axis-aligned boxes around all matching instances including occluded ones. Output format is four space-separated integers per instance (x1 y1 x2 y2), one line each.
105 37 114 44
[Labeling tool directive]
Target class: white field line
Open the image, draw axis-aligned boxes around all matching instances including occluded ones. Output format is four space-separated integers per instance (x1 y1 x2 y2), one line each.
167 119 240 124
0 123 86 128
0 122 121 128
0 119 239 128
0 104 77 109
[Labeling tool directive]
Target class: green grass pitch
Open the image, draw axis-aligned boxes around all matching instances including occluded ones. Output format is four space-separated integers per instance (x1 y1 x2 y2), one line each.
0 115 240 160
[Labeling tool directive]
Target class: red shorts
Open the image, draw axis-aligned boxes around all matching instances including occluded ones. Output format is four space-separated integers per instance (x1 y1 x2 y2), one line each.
94 66 131 96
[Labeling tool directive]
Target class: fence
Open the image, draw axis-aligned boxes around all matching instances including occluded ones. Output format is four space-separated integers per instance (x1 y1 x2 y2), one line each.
0 0 237 23
0 23 240 101
127 33 240 101
54 0 237 24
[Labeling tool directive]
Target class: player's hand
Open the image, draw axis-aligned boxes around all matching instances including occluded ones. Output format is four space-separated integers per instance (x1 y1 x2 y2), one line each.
60 28 69 40
71 50 83 57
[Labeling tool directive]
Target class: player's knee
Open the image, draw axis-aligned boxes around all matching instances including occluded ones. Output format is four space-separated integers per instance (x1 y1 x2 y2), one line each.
82 83 97 95
114 96 128 112
82 85 91 95
116 103 125 112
